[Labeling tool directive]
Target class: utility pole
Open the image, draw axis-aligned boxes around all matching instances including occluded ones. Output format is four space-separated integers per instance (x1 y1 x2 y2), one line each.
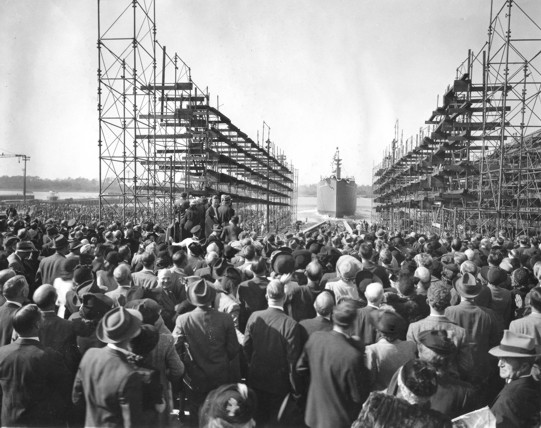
0 153 30 203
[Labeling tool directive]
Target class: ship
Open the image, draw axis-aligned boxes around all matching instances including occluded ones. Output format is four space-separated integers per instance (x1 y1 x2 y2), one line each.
317 147 357 218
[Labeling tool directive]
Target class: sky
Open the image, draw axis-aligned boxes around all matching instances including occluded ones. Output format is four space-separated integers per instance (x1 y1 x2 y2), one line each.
1 0 539 185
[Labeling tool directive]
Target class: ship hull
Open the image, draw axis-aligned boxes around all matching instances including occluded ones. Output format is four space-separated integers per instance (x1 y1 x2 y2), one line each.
317 177 357 217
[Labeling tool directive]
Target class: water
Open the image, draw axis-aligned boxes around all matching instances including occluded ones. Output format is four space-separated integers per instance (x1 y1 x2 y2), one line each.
297 196 373 223
0 190 97 200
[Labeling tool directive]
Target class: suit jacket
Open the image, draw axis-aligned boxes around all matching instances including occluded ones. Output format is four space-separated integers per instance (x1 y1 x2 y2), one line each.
105 285 145 307
299 315 332 343
7 252 25 276
173 306 239 393
364 338 417 391
286 285 317 322
0 338 71 427
72 346 144 428
407 314 473 379
243 307 301 396
296 331 368 428
36 252 66 286
488 284 514 327
237 276 268 332
131 270 158 290
217 205 235 227
148 329 184 419
445 300 501 381
352 305 380 346
509 312 541 349
491 376 541 428
39 311 92 374
0 302 21 346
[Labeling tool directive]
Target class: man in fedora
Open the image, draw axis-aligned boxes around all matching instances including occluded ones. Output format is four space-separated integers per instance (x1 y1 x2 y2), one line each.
35 234 69 287
72 307 145 427
445 272 501 398
172 277 239 420
7 240 35 286
489 330 541 427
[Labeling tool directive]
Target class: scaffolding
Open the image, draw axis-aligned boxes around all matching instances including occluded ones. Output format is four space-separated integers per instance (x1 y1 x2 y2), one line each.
97 0 297 230
373 0 541 236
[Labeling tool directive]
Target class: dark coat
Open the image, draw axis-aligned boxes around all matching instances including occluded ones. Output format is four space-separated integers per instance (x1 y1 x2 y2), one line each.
36 252 66 286
72 346 144 428
243 307 302 396
0 338 71 427
491 375 541 428
299 315 333 345
352 305 380 346
39 311 92 374
237 276 269 332
173 306 239 393
0 302 21 346
286 285 317 322
204 206 220 238
296 331 368 428
445 300 501 382
217 204 235 227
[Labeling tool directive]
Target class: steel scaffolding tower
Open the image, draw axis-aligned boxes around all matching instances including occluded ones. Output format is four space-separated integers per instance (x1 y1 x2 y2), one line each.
373 0 541 236
97 0 296 228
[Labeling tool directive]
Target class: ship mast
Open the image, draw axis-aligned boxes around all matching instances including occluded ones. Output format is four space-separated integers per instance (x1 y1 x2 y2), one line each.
333 147 342 180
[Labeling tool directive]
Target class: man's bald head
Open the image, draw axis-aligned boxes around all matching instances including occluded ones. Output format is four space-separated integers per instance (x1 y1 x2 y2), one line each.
33 284 57 310
314 291 335 317
365 282 384 305
305 261 323 282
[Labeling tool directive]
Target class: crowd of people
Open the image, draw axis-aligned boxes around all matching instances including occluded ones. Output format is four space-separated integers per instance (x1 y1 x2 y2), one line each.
0 194 540 427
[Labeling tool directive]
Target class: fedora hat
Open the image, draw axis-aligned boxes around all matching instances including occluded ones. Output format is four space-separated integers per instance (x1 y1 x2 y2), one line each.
16 241 36 252
96 307 142 344
69 240 83 251
4 236 19 247
52 234 69 249
186 277 216 307
190 225 201 235
489 330 541 358
455 272 481 298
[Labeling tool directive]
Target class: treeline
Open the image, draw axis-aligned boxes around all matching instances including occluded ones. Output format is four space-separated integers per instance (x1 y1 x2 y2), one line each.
299 183 373 197
0 176 100 192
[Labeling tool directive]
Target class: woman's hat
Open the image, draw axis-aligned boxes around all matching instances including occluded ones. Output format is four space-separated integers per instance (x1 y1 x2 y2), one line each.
489 330 541 358
125 298 161 325
418 329 456 355
96 307 142 344
376 310 405 336
130 324 159 357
